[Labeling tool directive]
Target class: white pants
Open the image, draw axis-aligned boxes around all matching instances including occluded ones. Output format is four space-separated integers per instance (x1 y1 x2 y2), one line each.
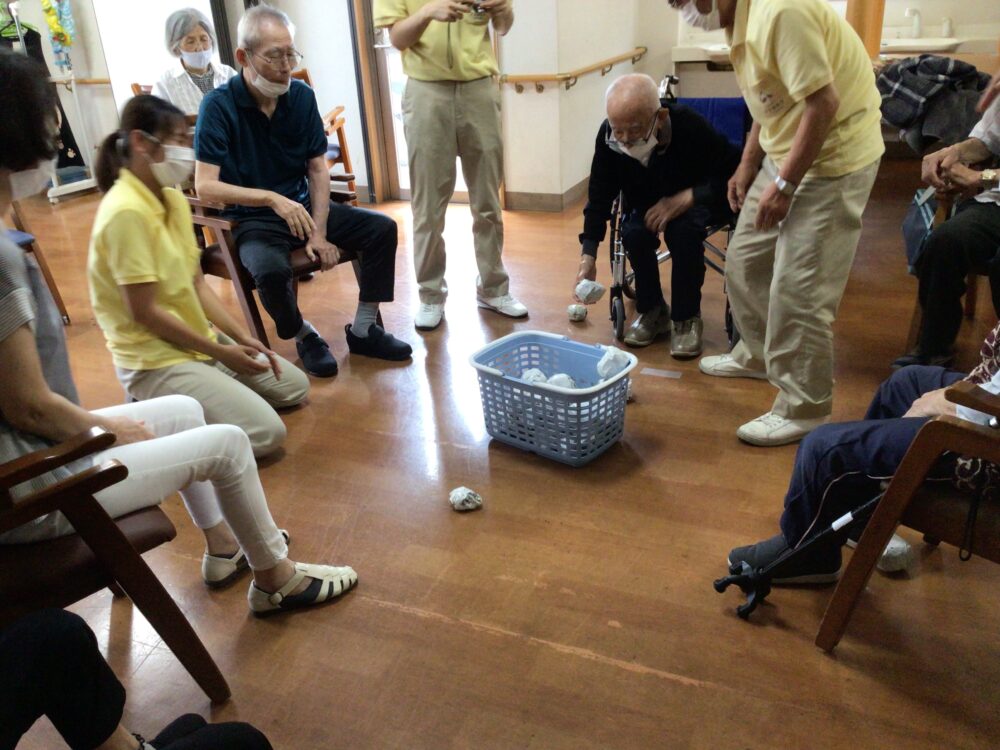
5 395 287 570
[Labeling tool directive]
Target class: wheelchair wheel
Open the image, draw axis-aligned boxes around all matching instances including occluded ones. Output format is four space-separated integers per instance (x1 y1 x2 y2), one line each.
611 296 626 340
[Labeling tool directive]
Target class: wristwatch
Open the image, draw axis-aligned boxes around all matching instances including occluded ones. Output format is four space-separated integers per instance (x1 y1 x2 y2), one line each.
982 168 999 189
774 174 798 197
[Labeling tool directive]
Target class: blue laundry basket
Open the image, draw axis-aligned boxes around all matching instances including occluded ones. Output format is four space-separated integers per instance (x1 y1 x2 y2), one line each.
470 331 638 466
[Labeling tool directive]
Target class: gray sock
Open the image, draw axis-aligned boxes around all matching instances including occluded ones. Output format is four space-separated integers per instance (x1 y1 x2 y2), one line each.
294 320 319 342
351 302 379 338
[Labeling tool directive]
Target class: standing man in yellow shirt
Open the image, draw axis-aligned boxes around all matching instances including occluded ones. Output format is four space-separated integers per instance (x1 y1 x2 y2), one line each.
374 0 528 331
671 0 884 446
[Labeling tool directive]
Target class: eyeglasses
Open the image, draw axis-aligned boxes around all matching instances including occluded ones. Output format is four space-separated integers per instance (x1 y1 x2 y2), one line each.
253 49 304 69
606 110 661 148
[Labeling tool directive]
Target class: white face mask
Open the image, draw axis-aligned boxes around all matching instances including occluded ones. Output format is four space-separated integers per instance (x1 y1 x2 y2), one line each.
680 0 722 31
9 158 57 200
247 59 290 98
148 145 195 187
181 49 213 71
618 137 658 166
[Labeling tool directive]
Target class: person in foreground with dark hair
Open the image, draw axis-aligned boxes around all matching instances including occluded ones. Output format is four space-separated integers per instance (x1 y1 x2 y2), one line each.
89 94 308 459
0 609 272 750
0 48 357 614
195 4 411 377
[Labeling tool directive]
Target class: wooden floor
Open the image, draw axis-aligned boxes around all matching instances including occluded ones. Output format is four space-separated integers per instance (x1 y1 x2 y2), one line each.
15 160 1000 749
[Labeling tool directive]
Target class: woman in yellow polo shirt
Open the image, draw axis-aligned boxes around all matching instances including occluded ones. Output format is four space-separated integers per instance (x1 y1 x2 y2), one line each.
2 64 354 613
89 95 309 458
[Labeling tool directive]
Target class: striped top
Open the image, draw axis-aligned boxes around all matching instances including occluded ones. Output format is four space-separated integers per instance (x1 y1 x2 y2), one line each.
0 234 86 542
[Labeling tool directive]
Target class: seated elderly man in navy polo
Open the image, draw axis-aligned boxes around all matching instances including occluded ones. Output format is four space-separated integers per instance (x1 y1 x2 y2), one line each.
194 4 410 377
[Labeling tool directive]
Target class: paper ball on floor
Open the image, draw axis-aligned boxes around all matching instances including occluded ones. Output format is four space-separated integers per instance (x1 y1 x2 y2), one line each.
449 486 483 512
567 303 588 322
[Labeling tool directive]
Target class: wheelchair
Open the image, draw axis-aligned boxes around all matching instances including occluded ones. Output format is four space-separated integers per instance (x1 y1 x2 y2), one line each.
605 74 743 349
607 193 739 349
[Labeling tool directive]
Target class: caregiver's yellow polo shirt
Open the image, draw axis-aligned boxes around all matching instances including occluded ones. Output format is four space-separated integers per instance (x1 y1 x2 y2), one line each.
88 169 213 370
729 0 884 177
374 0 500 82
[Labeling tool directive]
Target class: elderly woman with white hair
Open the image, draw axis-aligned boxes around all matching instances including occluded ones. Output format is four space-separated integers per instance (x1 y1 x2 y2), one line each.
151 7 237 115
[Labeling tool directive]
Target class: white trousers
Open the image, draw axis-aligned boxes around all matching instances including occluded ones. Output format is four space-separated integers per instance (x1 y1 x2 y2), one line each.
6 395 287 570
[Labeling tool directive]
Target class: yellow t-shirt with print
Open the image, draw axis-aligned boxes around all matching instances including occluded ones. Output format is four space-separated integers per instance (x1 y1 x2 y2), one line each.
373 0 499 82
728 0 884 177
88 169 214 371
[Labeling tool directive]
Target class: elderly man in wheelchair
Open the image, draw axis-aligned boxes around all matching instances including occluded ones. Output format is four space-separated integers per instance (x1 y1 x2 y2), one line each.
575 73 740 357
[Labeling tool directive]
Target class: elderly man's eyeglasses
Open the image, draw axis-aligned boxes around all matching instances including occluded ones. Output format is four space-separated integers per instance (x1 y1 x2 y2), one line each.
253 49 304 69
606 110 661 148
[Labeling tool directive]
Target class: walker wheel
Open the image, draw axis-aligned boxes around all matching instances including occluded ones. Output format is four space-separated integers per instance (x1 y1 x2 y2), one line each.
611 297 625 340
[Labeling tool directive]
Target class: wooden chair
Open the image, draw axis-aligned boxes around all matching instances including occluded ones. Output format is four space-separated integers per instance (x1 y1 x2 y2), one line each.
131 83 153 96
816 380 1000 652
7 200 69 324
291 68 357 203
905 194 999 354
188 192 373 349
0 427 230 703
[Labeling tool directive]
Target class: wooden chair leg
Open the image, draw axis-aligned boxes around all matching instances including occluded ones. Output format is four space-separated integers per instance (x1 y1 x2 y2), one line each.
108 582 126 598
964 273 979 319
61 497 231 703
905 296 923 354
815 422 951 652
28 243 70 325
215 230 270 348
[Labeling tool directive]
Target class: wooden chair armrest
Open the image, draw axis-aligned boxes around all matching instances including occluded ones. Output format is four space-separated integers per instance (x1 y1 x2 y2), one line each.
0 460 128 532
186 195 228 213
918 414 1000 466
330 173 356 183
945 381 1000 420
0 428 115 491
191 212 237 232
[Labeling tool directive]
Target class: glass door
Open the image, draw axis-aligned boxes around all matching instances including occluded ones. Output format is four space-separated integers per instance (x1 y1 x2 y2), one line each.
373 28 469 201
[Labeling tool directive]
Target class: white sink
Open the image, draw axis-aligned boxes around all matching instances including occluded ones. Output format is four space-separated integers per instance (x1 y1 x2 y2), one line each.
880 37 960 53
705 44 731 63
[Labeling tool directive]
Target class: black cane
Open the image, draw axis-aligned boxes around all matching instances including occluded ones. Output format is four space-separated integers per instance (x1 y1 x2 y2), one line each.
714 493 885 619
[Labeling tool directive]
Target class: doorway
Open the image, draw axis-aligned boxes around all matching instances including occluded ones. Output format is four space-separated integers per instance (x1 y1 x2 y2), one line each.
372 27 470 202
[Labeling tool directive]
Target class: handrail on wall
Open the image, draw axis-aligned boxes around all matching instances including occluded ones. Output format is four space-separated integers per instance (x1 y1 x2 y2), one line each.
500 46 648 93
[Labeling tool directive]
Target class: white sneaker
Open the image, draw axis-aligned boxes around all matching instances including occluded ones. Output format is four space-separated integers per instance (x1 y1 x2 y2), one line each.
415 302 444 331
477 293 528 318
699 353 768 380
846 532 914 574
736 411 829 447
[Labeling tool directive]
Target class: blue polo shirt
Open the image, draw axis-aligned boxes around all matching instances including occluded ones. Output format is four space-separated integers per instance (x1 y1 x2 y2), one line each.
194 71 327 220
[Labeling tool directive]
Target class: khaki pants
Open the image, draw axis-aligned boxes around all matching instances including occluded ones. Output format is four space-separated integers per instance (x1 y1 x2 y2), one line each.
118 333 309 457
726 158 880 419
402 76 509 304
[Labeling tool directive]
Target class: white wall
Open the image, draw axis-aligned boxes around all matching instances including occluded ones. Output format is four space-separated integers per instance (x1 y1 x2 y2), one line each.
500 1 678 199
272 0 369 191
92 0 220 112
498 1 562 195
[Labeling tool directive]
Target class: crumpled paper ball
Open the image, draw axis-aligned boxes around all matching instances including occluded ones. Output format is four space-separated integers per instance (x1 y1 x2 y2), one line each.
547 373 576 388
597 345 630 379
567 303 588 322
521 367 548 384
575 279 606 304
449 486 483 512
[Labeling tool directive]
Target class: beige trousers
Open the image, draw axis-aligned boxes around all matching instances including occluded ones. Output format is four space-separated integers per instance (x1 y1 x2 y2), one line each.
118 333 309 457
402 76 509 304
726 158 880 419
